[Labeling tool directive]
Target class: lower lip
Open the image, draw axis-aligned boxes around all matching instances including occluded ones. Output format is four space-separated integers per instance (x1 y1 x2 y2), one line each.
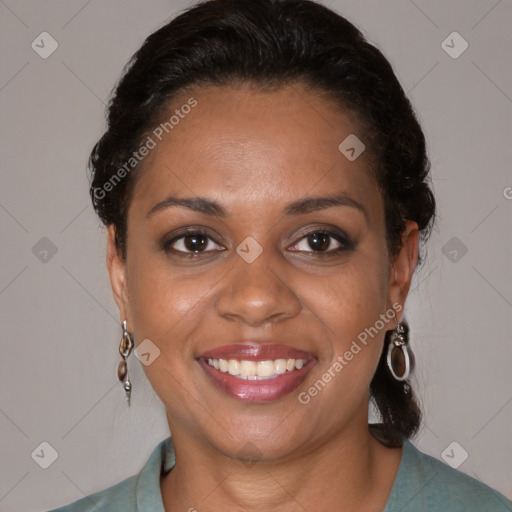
198 358 316 402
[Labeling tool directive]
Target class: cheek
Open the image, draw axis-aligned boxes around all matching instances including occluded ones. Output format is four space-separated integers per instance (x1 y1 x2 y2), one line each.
310 256 389 337
124 261 213 411
304 250 390 385
127 260 212 341
125 252 234 390
297 276 388 425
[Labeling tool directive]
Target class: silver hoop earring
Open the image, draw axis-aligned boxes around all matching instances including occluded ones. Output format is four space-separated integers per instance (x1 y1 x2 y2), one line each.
386 311 411 381
117 320 134 406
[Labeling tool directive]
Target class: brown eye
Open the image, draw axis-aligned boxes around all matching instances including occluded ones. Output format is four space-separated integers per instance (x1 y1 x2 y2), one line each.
288 229 353 255
182 233 209 252
307 232 332 251
163 229 224 255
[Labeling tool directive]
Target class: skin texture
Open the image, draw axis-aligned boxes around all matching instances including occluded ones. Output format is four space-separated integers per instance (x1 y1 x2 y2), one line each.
107 83 419 511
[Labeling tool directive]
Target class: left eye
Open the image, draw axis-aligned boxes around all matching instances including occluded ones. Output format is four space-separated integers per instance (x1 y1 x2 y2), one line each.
289 231 345 253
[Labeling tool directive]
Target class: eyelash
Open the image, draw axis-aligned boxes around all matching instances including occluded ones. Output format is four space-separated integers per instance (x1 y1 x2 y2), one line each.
161 227 354 257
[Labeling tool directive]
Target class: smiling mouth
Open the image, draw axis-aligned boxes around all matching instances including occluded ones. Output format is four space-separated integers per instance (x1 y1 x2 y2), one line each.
197 343 316 401
205 357 307 379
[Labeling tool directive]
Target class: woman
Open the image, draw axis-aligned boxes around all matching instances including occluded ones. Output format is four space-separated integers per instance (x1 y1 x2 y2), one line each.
50 0 512 510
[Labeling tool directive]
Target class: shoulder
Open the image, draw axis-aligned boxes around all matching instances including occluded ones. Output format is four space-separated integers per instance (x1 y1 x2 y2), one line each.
45 436 174 512
45 475 138 512
386 439 512 512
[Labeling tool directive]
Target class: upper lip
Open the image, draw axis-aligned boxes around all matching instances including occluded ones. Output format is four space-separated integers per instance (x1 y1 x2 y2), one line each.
199 342 316 362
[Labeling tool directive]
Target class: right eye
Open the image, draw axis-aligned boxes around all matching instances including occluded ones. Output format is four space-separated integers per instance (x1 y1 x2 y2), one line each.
162 229 225 256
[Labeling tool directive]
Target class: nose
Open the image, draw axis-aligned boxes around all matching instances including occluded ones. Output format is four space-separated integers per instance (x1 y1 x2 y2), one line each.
215 251 302 327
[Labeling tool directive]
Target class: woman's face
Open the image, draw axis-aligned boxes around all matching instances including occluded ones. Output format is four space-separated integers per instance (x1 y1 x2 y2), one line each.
108 83 418 462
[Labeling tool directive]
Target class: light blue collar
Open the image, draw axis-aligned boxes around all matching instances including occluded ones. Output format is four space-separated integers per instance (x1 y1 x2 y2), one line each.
135 436 175 511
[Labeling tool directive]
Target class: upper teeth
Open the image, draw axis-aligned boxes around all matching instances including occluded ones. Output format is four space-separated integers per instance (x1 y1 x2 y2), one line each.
207 358 306 379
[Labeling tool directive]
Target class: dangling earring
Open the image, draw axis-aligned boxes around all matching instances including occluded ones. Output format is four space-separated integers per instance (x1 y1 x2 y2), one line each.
117 320 134 406
386 311 411 381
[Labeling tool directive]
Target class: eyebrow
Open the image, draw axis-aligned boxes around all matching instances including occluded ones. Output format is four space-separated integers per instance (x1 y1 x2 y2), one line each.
146 193 367 220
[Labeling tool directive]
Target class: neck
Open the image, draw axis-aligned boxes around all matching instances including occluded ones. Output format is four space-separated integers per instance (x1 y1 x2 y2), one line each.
160 411 402 511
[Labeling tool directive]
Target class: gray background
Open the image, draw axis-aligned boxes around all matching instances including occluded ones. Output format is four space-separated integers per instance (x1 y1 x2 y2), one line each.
1 0 511 510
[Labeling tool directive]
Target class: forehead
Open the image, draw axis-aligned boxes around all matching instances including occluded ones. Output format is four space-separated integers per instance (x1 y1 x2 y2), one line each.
130 83 381 217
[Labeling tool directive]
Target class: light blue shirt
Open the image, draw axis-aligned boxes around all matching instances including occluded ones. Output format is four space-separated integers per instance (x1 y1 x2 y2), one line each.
48 435 512 511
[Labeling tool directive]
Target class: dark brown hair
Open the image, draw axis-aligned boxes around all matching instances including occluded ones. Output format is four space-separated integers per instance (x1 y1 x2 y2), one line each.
88 0 435 444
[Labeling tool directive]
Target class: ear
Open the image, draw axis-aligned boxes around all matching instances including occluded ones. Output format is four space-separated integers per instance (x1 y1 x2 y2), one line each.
106 224 131 326
387 220 419 323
